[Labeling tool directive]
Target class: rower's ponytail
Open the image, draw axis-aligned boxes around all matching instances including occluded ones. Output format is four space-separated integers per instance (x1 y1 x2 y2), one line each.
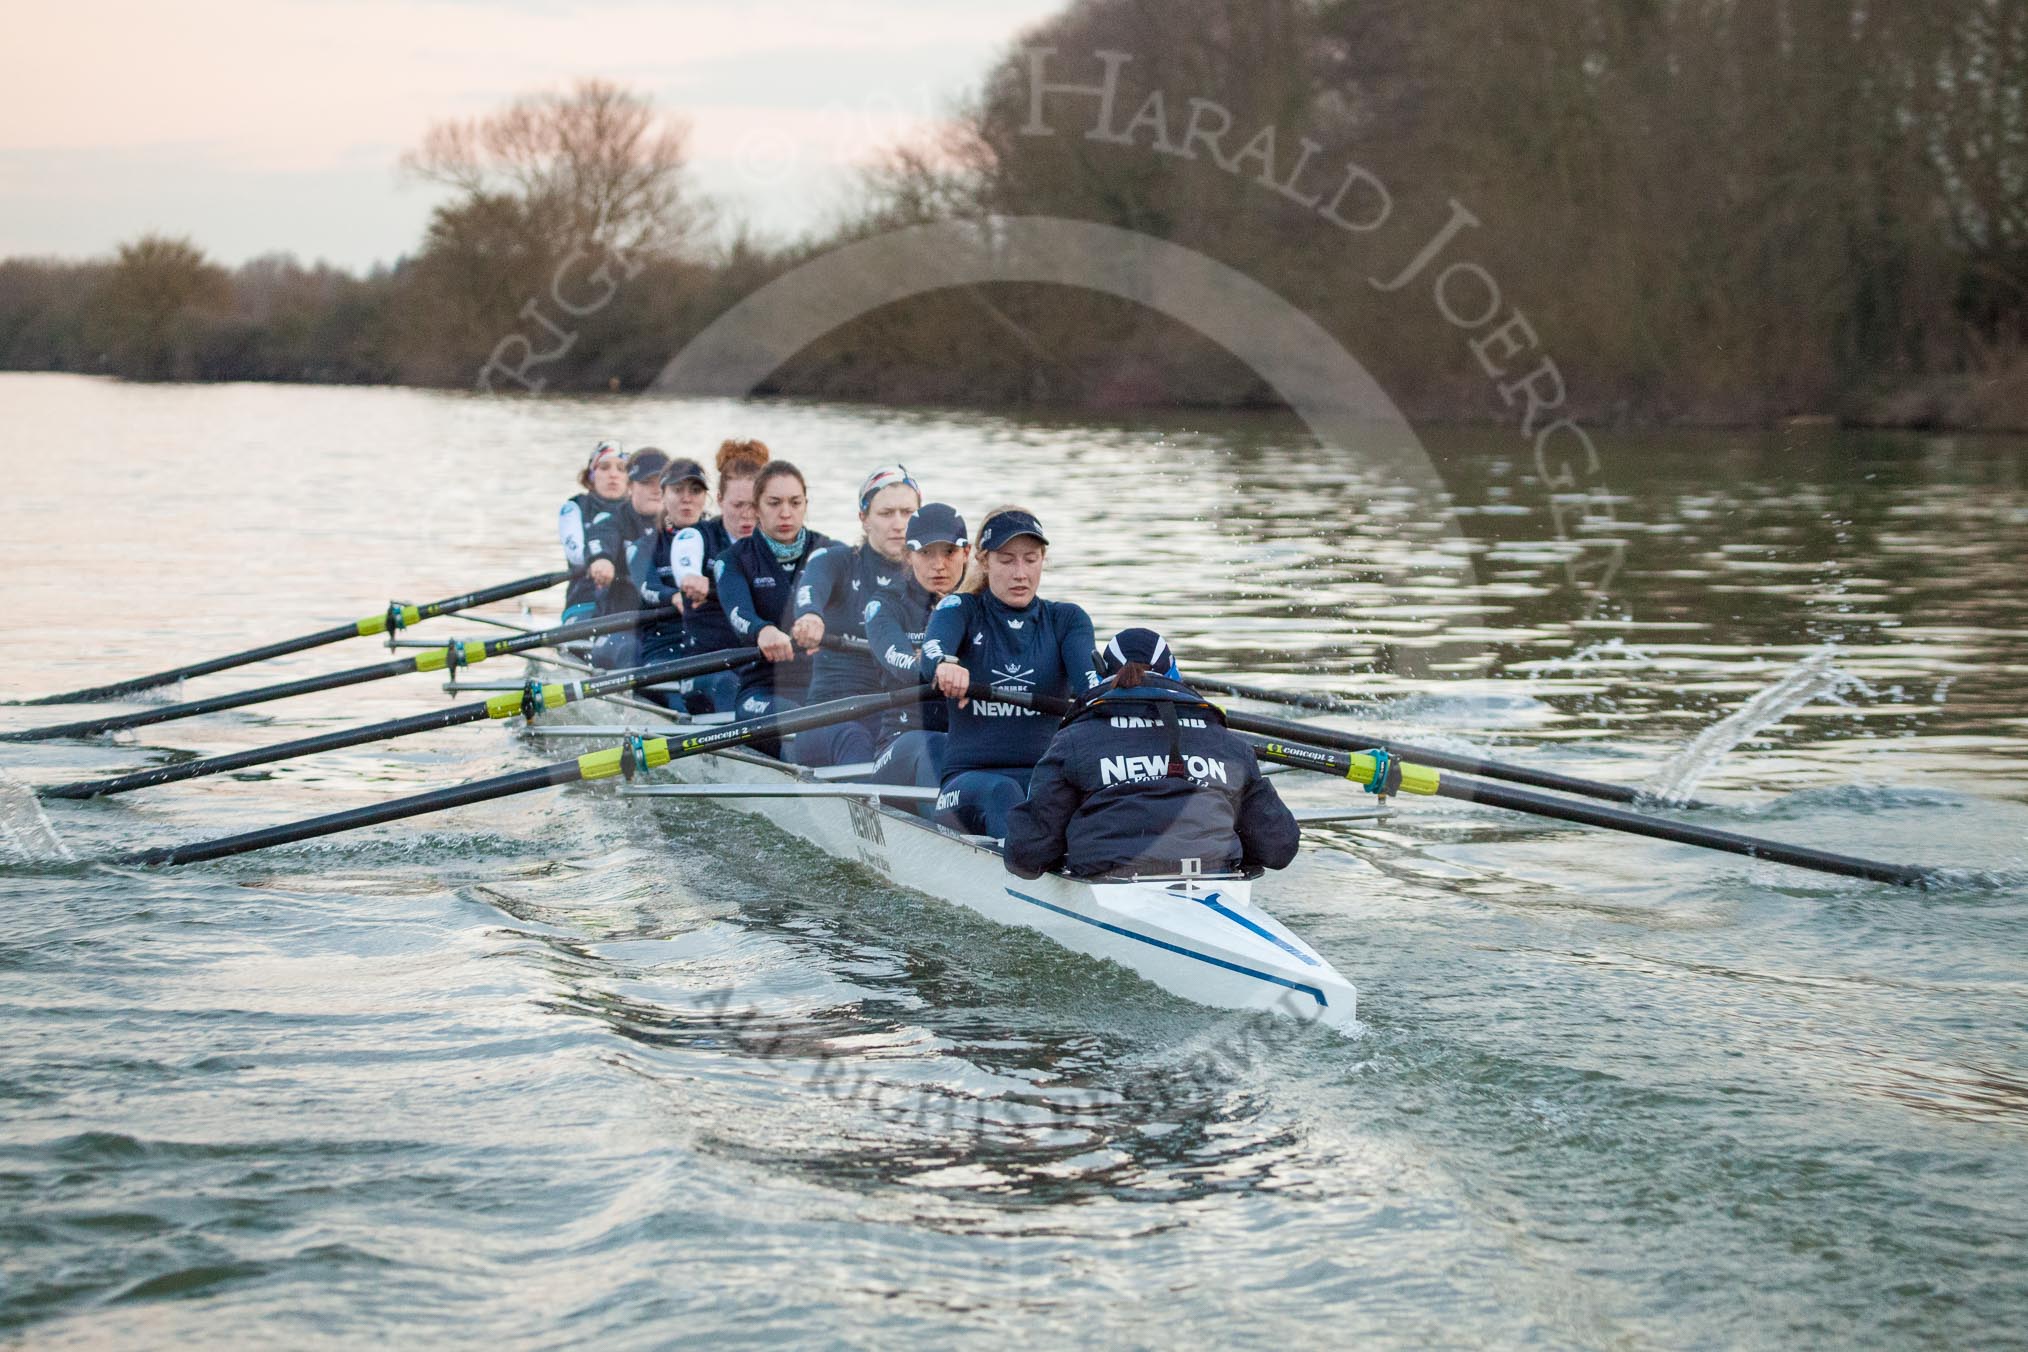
961 502 1041 595
1112 662 1151 689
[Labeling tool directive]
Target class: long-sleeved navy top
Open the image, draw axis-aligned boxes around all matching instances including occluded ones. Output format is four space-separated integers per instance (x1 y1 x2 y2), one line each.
862 575 946 738
794 541 911 705
680 518 743 654
715 528 836 702
920 590 1100 775
557 490 625 611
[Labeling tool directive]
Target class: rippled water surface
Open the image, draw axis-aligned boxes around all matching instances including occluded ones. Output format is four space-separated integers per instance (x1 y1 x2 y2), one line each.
2 373 2025 1347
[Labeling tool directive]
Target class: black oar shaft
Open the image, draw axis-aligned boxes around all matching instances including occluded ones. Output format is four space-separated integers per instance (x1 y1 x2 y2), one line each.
1215 705 1654 807
117 685 927 867
17 569 573 705
44 702 492 799
1433 775 1933 888
965 682 1929 890
1 606 672 743
1242 735 1932 889
42 648 762 799
122 761 586 867
839 635 1658 809
1191 676 1370 716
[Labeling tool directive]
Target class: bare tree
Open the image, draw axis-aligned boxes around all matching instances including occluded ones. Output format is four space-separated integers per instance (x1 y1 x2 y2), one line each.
403 78 700 258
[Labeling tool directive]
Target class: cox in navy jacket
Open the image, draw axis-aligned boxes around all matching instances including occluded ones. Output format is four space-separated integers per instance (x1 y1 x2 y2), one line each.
1003 674 1300 880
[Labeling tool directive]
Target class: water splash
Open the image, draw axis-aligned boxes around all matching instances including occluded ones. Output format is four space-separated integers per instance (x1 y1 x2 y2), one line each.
1641 647 1855 806
0 770 74 864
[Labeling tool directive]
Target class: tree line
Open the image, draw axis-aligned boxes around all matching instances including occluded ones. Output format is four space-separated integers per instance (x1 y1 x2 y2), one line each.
3 0 2024 427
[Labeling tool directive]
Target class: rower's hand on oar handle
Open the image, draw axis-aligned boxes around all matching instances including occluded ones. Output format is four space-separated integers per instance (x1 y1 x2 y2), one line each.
790 613 825 653
679 574 709 608
934 661 972 707
757 625 796 663
587 559 616 588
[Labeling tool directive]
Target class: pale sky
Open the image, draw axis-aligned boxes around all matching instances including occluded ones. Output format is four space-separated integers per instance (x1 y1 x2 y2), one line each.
0 0 1064 270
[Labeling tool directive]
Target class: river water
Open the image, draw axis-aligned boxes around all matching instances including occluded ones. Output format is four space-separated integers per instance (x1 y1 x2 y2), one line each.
1 372 2023 1347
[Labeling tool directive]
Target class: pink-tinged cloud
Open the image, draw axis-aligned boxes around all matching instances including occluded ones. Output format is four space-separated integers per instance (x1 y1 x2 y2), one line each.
0 0 1054 170
0 0 1064 263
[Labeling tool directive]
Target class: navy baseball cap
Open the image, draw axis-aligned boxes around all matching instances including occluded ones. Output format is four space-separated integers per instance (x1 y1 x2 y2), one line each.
627 448 672 482
1100 628 1179 678
658 457 708 489
977 509 1049 552
906 503 968 551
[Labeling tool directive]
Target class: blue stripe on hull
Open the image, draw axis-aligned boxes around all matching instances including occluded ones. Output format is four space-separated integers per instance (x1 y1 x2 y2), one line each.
1191 890 1320 968
1004 887 1328 1012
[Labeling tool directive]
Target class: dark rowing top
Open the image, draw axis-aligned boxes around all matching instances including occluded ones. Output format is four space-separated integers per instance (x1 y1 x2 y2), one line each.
677 517 743 654
862 575 948 738
557 490 625 611
921 589 1100 775
795 541 910 705
595 500 660 614
715 529 838 703
1003 673 1300 880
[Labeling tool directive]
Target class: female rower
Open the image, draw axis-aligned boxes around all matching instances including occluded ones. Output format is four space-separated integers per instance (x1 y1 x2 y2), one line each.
715 460 836 735
602 446 670 606
861 502 970 800
787 465 922 767
629 454 711 686
652 440 766 713
925 507 1100 837
588 447 672 668
1004 629 1299 880
558 439 629 622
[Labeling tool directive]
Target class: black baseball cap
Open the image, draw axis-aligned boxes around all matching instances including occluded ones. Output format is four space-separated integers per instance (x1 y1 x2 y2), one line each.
977 509 1048 552
658 457 708 489
906 503 968 551
627 448 672 482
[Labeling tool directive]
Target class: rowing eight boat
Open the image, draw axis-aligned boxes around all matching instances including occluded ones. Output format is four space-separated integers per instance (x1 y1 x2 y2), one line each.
517 655 1363 1032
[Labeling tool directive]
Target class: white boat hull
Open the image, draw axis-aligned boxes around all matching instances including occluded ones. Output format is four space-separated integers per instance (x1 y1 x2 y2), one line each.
535 673 1357 1032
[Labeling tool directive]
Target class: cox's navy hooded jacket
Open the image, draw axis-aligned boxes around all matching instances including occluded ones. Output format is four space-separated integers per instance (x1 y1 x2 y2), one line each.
1003 674 1300 880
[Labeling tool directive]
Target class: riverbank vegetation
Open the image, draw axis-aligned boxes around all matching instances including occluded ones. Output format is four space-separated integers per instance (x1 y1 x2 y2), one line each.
3 0 2024 429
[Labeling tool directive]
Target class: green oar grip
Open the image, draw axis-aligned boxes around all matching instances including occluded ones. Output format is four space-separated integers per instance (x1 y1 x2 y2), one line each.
354 604 424 637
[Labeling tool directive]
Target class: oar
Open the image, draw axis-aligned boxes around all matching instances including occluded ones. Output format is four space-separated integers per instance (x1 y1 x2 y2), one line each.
13 569 574 706
967 683 1935 890
116 686 927 867
829 635 1665 809
39 649 764 799
1190 675 1373 717
0 606 674 744
1240 735 1934 889
1215 705 1685 808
